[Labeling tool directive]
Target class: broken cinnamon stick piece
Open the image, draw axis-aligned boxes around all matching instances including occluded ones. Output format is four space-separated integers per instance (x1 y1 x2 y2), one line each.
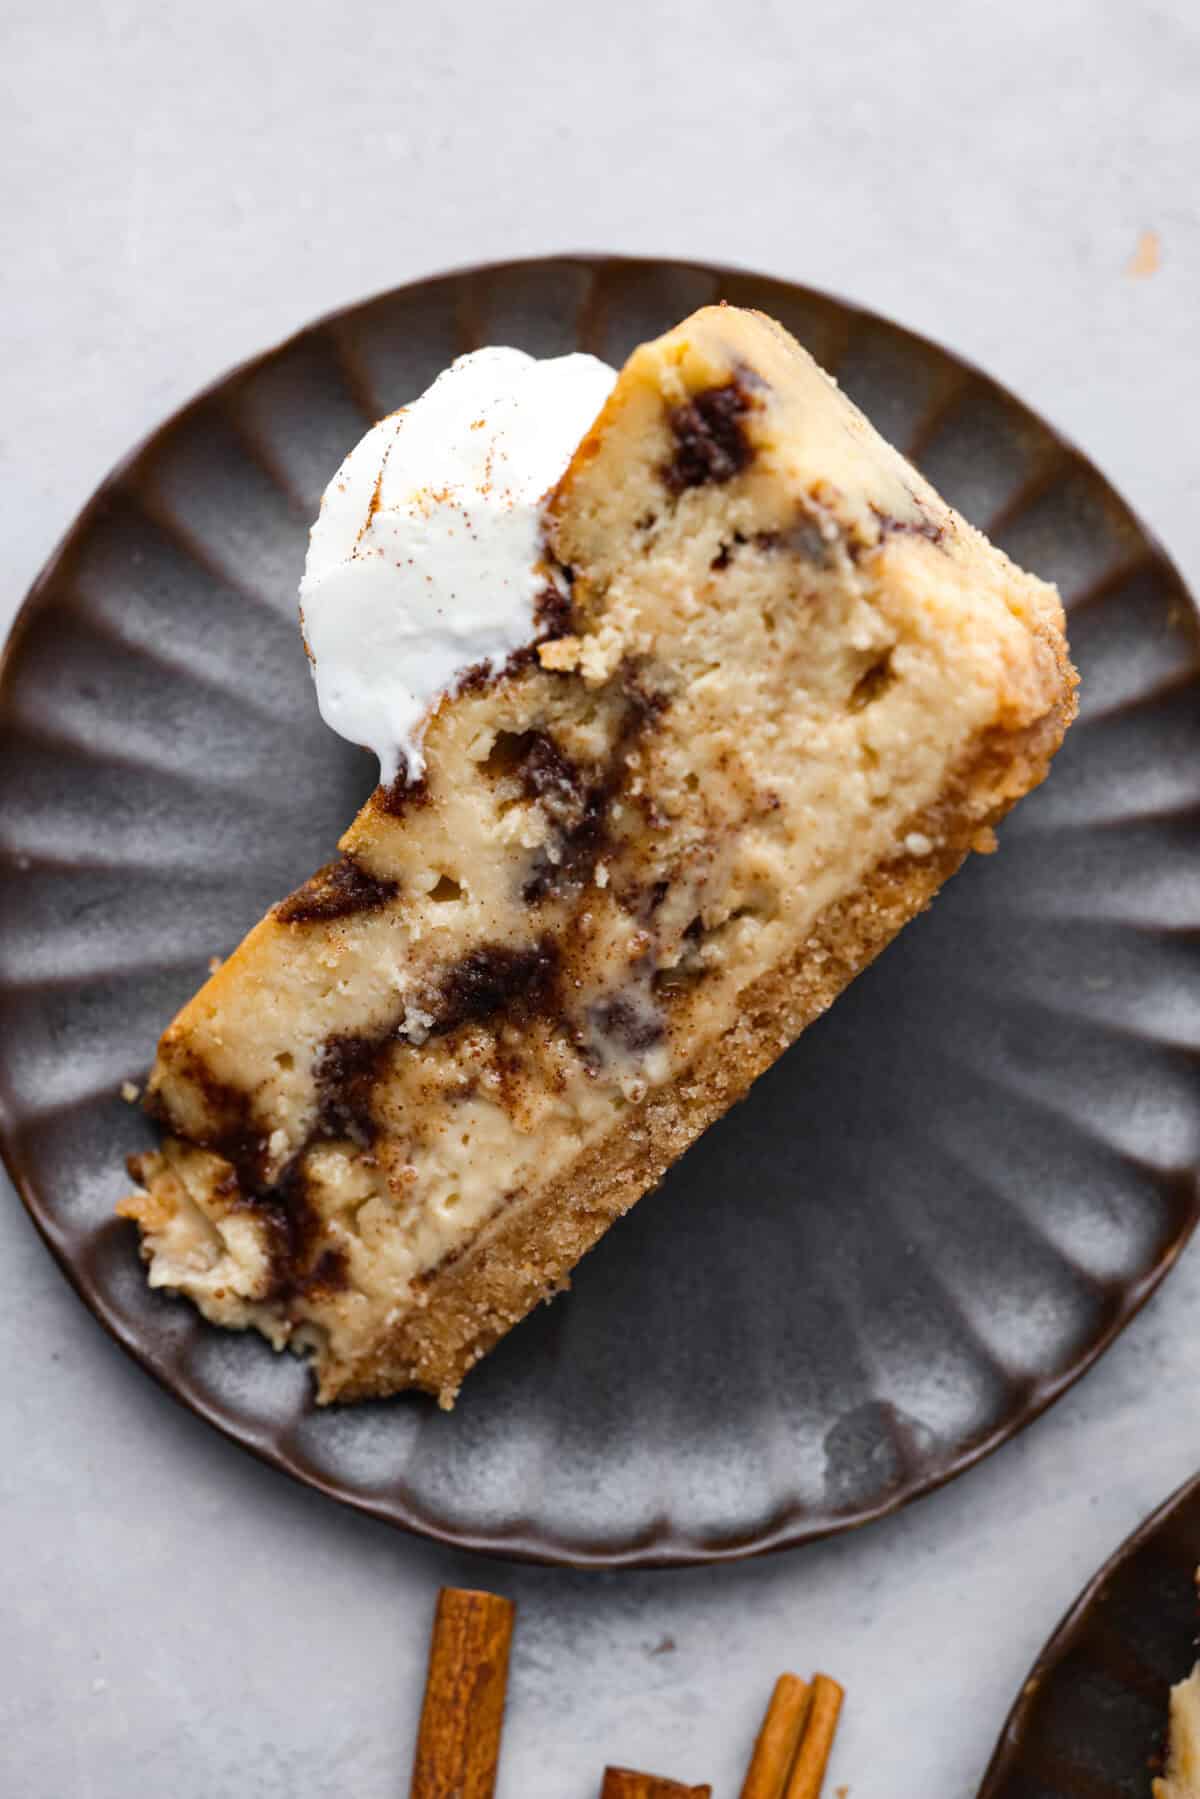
782 1673 845 1799
739 1673 811 1799
410 1587 515 1799
600 1768 712 1797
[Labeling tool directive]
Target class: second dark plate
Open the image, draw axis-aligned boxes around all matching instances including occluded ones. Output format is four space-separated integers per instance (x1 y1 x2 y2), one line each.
2 256 1199 1565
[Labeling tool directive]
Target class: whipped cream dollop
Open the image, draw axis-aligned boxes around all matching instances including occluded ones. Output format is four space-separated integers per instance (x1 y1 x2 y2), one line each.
299 346 616 784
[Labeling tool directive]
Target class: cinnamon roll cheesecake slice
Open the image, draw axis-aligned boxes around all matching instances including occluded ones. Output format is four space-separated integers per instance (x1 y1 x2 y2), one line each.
121 303 1076 1405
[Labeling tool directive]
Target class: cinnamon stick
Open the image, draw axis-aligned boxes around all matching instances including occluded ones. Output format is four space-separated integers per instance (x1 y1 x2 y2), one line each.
410 1586 515 1799
782 1673 844 1799
739 1673 811 1799
600 1769 712 1797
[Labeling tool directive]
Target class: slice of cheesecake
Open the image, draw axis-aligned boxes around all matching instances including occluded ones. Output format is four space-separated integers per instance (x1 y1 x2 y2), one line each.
121 303 1076 1406
1157 1665 1200 1798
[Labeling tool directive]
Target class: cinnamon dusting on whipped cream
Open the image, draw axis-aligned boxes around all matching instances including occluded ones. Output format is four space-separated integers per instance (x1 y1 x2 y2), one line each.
299 346 615 783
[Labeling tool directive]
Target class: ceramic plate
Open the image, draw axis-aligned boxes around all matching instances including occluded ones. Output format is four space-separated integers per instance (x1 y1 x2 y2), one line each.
2 256 1198 1566
981 1474 1200 1796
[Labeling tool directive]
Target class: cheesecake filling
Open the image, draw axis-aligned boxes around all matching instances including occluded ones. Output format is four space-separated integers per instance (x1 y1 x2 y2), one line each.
300 346 616 784
1157 1662 1200 1799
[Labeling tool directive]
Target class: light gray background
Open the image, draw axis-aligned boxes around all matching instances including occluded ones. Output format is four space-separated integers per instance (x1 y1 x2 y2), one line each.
4 2 1199 1794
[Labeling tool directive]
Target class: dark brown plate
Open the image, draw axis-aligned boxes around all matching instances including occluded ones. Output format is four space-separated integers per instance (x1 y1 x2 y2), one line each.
2 256 1198 1568
980 1473 1200 1796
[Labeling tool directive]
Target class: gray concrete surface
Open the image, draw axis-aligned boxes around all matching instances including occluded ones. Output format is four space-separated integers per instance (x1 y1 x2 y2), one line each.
3 2 1200 1793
